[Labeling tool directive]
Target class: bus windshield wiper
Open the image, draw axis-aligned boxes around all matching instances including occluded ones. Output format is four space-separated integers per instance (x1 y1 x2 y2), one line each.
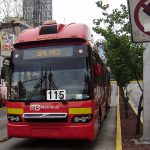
48 70 58 91
25 71 46 105
48 69 67 103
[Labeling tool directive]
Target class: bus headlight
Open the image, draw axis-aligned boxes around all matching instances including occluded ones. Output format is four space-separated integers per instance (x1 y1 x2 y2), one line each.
7 115 22 122
74 116 80 123
71 114 93 123
80 116 87 123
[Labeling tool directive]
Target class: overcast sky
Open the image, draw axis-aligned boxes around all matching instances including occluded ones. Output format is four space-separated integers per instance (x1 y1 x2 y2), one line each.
53 0 127 40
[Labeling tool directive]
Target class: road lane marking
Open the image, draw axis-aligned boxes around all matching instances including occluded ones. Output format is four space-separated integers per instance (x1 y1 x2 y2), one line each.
116 87 122 150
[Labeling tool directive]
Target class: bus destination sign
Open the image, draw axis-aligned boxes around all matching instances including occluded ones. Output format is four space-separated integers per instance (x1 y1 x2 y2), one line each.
23 47 73 60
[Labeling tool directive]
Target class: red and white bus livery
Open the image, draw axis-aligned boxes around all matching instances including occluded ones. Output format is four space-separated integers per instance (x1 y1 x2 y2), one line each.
1 21 111 141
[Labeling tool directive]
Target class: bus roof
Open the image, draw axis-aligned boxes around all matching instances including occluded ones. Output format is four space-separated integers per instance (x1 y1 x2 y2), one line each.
14 23 93 48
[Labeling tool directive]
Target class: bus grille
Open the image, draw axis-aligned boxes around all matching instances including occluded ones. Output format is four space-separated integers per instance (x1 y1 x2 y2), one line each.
22 113 68 122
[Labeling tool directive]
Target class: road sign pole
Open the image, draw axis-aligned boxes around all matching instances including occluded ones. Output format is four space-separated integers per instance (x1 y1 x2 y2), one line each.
140 43 150 143
128 0 150 142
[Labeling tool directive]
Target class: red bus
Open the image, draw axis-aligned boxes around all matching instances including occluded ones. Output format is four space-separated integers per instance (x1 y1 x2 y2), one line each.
1 21 111 141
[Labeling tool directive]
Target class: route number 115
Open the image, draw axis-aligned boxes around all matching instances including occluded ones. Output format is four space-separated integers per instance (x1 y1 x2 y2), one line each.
47 90 66 100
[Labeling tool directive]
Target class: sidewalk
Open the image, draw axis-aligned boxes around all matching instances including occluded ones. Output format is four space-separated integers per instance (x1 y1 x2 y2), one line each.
111 82 122 150
95 83 118 150
119 92 150 150
0 107 8 142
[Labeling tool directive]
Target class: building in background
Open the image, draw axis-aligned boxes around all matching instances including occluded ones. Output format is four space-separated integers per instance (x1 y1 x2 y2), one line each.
0 17 31 71
23 0 52 27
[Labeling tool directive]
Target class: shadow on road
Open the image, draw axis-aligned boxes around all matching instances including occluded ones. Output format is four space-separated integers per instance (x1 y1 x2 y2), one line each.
4 138 96 150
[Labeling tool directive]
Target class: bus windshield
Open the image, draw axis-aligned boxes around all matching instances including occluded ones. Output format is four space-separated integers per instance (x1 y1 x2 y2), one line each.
10 45 91 101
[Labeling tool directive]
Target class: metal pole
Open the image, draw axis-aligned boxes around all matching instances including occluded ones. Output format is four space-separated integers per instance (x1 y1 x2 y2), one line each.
140 43 150 143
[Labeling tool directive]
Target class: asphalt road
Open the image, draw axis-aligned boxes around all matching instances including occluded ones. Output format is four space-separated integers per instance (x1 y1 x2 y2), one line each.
0 83 118 150
127 81 143 111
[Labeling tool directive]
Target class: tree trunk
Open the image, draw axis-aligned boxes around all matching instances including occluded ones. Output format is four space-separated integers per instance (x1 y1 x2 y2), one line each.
119 86 129 119
136 93 143 135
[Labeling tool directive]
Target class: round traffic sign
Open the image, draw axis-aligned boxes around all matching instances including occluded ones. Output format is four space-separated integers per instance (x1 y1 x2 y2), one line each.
134 0 150 35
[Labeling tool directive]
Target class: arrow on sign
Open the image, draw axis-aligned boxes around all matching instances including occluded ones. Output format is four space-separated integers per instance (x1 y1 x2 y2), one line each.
143 3 150 16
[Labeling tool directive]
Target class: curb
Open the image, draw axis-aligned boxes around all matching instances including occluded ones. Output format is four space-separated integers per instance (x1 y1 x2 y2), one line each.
130 80 143 83
111 81 117 83
116 87 122 150
0 107 6 110
0 137 10 142
128 100 143 124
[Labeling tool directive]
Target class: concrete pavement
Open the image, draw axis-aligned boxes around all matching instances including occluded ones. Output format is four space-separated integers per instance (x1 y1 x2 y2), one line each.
0 108 8 141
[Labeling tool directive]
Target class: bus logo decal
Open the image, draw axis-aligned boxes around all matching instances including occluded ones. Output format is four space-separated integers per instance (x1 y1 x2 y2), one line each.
30 105 60 111
30 105 40 111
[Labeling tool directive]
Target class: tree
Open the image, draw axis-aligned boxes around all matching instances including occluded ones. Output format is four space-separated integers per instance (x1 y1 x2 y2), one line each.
93 1 144 134
0 0 23 21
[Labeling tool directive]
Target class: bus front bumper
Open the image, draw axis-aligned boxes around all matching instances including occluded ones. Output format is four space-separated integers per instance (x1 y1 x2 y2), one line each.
7 122 95 141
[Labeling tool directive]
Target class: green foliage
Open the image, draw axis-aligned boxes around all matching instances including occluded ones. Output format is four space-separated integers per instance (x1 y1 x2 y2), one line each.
93 1 144 87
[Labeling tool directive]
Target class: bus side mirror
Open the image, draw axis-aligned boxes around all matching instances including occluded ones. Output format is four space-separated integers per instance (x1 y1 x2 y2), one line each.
94 64 101 77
